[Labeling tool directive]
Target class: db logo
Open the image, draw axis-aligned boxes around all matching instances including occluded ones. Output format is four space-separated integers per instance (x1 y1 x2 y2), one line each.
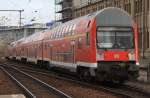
114 54 120 59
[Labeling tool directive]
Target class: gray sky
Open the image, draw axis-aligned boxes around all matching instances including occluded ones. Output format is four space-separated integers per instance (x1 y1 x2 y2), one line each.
0 0 55 26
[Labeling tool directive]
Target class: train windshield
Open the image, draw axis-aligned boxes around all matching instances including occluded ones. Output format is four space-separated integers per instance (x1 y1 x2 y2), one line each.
97 27 134 49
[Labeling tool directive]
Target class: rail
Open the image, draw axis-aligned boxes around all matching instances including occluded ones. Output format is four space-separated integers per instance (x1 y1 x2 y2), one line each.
0 64 72 98
3 62 150 98
0 66 36 98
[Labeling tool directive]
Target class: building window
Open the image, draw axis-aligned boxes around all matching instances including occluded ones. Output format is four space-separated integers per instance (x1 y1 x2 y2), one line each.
125 3 131 14
147 0 149 12
135 0 142 14
147 32 149 48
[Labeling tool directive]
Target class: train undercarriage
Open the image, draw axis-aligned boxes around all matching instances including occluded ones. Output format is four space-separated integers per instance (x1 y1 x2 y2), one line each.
6 56 139 84
96 62 139 83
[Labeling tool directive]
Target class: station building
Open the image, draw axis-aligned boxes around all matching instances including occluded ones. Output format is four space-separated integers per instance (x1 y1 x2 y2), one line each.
0 23 47 43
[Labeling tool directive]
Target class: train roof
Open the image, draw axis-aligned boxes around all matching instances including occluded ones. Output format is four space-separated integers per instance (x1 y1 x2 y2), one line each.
95 7 133 27
10 37 26 47
22 31 45 44
10 31 45 46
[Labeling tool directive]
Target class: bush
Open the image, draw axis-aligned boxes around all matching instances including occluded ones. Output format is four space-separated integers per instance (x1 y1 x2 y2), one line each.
0 40 8 58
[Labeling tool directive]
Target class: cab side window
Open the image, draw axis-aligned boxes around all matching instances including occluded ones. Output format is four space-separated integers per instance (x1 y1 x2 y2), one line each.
86 32 90 46
78 37 82 48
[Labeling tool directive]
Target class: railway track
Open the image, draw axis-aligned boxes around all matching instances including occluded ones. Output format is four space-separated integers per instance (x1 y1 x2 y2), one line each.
3 62 150 98
0 64 71 98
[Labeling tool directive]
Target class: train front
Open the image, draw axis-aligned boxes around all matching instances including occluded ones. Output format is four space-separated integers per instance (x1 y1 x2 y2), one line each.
95 8 139 83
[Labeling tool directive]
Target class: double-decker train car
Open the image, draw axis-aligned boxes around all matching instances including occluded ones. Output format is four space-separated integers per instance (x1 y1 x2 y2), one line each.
7 7 139 83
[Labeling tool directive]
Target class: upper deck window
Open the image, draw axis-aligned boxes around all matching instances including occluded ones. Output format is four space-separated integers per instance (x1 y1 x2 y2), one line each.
64 26 69 36
59 27 63 38
72 24 76 35
61 27 65 37
87 21 91 28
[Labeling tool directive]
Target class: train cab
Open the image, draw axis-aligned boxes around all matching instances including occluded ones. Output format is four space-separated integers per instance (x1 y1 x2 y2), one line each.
94 8 139 82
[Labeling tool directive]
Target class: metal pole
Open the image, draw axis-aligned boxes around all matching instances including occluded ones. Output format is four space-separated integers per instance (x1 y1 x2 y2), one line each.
141 0 145 58
19 10 21 28
55 0 56 22
0 10 24 28
147 63 150 83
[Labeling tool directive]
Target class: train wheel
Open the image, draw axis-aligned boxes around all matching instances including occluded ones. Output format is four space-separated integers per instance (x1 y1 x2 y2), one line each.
118 79 125 84
112 79 125 84
79 69 91 81
46 63 51 70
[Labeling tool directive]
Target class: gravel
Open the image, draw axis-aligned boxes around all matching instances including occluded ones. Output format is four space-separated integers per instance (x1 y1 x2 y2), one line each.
28 71 121 98
0 69 24 95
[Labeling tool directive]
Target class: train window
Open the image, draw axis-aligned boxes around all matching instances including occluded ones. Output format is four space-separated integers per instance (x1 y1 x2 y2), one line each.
56 28 59 38
78 37 82 48
68 25 72 35
65 26 69 36
87 21 91 28
72 24 76 35
57 30 59 37
50 33 52 39
59 27 62 38
52 30 55 39
69 25 72 32
53 30 56 39
55 28 58 38
55 29 57 38
62 27 65 37
67 25 71 36
71 25 75 36
53 29 56 34
49 33 51 39
51 33 53 39
56 30 60 38
59 27 63 38
86 32 90 46
67 26 70 32
63 26 66 37
54 29 56 39
58 27 61 38
52 33 54 39
56 29 59 38
69 25 72 36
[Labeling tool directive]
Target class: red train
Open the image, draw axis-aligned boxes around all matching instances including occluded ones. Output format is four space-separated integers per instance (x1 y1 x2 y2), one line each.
7 7 139 83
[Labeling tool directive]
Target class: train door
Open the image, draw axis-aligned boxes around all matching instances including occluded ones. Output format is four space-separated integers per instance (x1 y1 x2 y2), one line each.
26 47 28 58
49 45 53 61
35 45 37 59
71 40 75 63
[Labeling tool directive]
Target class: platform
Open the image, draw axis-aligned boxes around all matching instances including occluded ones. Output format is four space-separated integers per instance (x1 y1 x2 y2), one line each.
0 94 26 98
126 81 150 92
139 58 150 69
138 57 150 83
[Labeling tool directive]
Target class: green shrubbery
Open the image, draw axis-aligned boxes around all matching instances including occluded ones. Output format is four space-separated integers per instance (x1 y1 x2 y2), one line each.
0 40 8 58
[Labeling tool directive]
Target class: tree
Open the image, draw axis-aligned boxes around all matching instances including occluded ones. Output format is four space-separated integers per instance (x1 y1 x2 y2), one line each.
0 40 8 58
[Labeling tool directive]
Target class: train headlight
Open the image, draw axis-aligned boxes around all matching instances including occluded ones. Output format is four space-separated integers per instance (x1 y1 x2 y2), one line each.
97 53 104 60
128 51 135 61
136 62 140 66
